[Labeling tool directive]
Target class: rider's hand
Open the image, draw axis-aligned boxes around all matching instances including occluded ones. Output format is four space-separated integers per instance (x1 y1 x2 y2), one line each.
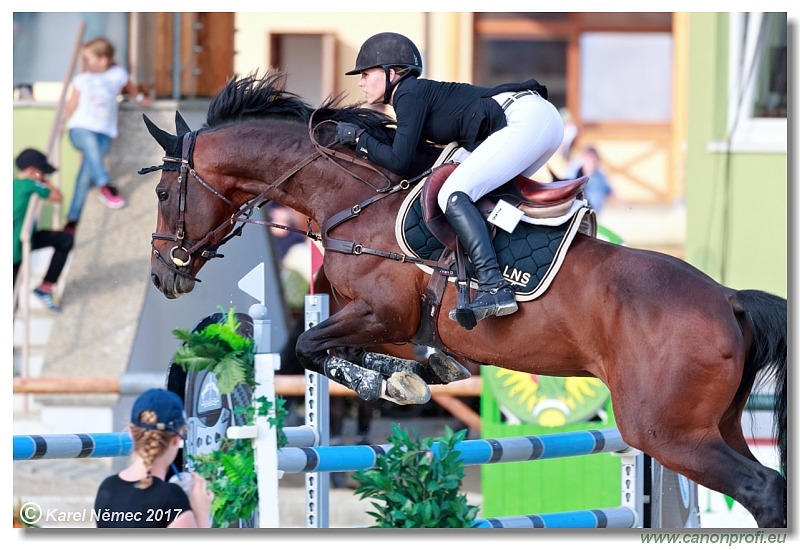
336 122 364 146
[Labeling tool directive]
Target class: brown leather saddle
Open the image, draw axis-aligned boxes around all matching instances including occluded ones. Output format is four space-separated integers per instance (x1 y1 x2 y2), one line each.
421 162 589 250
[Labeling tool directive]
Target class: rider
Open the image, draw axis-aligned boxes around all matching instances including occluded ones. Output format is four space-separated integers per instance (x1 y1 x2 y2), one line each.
339 32 564 324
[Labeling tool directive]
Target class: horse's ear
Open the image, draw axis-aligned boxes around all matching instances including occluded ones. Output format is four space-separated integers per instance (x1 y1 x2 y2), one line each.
143 114 180 154
175 111 192 135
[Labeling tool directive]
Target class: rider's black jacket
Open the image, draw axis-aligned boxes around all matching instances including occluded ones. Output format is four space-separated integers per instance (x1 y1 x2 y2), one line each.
355 76 547 174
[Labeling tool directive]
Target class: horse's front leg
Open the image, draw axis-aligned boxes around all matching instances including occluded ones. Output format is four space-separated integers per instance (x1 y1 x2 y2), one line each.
295 302 430 405
334 347 471 385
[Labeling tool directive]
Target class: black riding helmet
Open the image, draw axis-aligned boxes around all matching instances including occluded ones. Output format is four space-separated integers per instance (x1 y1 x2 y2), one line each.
345 32 423 104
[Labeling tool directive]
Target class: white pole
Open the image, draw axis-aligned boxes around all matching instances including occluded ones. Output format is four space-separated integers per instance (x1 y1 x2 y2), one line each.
304 294 330 528
615 447 643 528
250 302 281 528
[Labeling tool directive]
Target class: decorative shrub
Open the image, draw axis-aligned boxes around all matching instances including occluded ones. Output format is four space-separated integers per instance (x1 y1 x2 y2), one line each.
352 424 480 528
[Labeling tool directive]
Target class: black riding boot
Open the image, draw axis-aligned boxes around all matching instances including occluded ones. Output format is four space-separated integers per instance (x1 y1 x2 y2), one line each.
444 192 518 322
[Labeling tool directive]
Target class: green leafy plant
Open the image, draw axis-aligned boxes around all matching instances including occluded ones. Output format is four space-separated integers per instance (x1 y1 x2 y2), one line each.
172 308 287 527
352 424 480 528
190 396 287 527
171 307 255 394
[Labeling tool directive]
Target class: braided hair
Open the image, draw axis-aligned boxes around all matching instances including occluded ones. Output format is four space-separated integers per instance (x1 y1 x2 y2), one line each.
130 410 175 489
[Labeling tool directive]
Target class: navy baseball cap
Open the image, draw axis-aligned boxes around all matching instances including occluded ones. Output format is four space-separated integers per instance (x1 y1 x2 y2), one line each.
130 389 187 435
15 148 57 174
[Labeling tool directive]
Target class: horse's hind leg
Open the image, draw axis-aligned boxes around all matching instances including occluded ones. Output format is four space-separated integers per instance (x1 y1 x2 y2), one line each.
719 404 760 463
641 431 786 527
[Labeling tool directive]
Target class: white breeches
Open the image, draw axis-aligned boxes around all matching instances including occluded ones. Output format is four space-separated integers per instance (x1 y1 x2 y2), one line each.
438 91 564 212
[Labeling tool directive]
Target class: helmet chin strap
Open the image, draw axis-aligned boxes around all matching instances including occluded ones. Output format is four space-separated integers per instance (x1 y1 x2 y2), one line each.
382 67 394 104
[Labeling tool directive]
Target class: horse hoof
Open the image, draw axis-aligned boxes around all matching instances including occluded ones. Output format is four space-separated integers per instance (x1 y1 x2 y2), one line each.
428 351 471 383
381 372 431 405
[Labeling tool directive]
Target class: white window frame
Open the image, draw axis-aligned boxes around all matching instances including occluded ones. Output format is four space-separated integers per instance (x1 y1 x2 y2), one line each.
710 12 787 154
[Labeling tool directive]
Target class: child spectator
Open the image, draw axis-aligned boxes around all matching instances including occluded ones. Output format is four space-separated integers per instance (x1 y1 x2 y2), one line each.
62 36 139 233
570 146 615 214
13 148 74 313
94 389 214 528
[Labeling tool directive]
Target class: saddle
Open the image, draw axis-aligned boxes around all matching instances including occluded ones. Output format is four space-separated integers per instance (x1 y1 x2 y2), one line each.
421 162 589 250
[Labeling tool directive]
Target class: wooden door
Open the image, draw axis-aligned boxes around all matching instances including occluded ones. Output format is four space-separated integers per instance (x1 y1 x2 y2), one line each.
146 12 234 99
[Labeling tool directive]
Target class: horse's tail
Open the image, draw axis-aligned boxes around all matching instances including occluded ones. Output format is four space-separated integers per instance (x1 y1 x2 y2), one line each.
735 289 787 479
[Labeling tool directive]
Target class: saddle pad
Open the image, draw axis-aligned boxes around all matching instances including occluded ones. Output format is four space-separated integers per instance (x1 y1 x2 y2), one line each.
395 180 591 301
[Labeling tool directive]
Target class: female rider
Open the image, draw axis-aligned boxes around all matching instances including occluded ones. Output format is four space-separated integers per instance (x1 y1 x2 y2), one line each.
339 32 564 324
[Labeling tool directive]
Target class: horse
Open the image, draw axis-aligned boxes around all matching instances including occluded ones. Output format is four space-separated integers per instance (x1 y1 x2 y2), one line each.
140 73 787 527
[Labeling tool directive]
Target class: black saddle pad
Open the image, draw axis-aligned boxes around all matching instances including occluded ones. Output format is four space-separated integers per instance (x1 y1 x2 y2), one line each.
397 187 588 301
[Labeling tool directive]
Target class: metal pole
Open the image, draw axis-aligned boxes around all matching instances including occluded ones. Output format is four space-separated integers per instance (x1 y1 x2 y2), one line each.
249 302 281 528
304 294 330 528
615 447 643 528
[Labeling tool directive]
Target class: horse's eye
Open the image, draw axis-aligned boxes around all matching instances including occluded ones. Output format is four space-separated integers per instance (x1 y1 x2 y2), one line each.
156 189 169 202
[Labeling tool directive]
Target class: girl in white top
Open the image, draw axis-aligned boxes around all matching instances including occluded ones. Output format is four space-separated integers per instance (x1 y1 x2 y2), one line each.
63 37 137 230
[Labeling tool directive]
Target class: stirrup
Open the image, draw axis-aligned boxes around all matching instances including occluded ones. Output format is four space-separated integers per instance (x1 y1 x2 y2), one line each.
449 288 518 324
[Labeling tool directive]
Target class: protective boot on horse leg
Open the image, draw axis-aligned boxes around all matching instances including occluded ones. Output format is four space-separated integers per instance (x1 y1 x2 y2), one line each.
334 346 471 386
322 355 431 406
444 191 518 322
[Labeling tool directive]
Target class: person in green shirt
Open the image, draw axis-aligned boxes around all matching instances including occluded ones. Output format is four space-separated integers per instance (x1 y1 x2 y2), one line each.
13 148 74 313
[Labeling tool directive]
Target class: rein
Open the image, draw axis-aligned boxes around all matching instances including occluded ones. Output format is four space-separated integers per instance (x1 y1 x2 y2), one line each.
150 115 452 283
309 119 453 275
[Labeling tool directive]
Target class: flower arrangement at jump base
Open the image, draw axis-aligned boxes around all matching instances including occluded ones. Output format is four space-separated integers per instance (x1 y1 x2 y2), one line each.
171 308 288 528
352 424 480 528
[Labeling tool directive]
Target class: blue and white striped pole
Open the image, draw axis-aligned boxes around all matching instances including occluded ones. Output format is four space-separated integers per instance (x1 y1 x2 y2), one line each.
13 426 317 461
276 428 628 473
473 507 637 528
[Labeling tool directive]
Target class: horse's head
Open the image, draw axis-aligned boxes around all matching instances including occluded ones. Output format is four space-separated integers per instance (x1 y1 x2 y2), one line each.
141 112 241 298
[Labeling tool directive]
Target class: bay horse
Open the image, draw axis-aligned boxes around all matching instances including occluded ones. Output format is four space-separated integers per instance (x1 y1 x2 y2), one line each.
140 74 786 527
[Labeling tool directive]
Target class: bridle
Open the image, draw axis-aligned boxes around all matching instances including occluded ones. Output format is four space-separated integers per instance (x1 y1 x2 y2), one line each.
145 115 451 284
148 130 322 283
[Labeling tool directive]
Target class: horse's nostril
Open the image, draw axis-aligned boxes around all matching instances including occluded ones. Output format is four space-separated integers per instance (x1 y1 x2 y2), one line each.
151 273 160 288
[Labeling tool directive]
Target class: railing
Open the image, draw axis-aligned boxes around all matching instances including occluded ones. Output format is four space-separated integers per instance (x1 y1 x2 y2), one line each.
12 374 481 397
13 373 482 432
14 194 44 390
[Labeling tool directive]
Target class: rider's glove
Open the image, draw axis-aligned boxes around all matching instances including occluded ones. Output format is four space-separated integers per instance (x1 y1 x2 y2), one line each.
336 122 364 146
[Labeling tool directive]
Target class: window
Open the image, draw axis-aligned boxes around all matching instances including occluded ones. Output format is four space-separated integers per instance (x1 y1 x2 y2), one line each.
580 32 673 123
473 39 568 108
724 12 787 153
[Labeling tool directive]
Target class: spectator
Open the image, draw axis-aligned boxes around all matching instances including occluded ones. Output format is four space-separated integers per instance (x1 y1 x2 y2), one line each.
62 36 142 234
13 148 74 313
268 203 306 261
570 146 615 214
94 388 214 528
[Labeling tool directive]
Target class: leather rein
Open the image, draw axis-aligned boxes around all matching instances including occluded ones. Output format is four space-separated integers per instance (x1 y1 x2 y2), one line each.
149 116 453 283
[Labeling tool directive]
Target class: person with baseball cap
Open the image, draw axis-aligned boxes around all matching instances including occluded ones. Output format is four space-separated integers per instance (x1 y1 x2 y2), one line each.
13 148 74 313
93 389 214 528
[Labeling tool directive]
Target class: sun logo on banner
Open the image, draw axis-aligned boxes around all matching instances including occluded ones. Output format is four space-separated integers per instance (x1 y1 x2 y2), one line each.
484 366 610 427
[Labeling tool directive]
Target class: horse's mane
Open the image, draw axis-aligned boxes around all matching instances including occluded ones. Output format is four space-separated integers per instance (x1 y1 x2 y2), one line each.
204 72 398 144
